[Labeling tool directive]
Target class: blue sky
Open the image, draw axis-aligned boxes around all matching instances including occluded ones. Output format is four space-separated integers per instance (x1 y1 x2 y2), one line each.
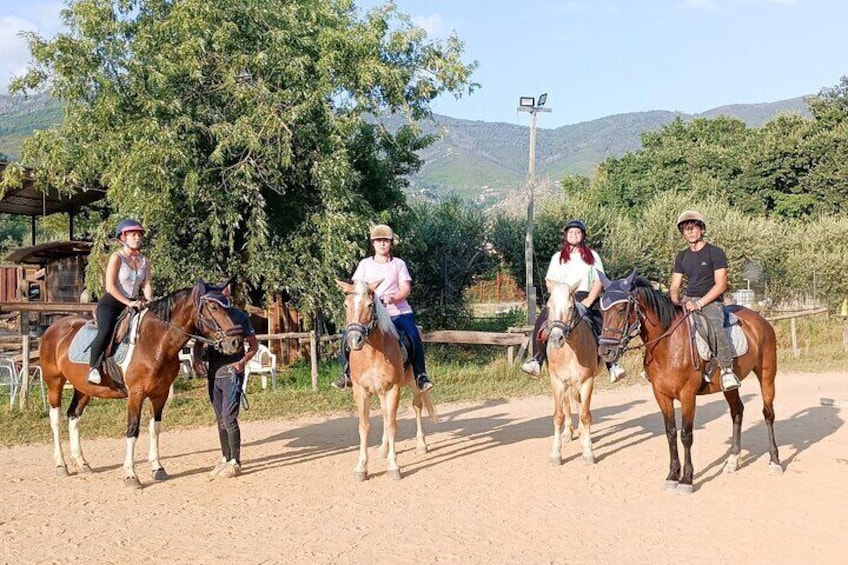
2 0 846 128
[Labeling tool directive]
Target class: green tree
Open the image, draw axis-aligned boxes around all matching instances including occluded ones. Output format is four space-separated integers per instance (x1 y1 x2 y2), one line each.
11 0 476 315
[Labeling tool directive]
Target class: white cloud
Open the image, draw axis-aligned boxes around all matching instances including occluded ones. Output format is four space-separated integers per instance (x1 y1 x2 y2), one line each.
0 4 64 93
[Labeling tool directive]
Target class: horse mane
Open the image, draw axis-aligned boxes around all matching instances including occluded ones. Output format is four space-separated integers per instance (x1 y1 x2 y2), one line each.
548 283 574 320
147 288 193 321
633 278 682 330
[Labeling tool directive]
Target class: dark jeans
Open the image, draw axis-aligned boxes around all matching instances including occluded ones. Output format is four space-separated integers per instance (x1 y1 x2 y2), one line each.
340 312 427 377
688 296 733 369
89 293 125 368
208 366 243 464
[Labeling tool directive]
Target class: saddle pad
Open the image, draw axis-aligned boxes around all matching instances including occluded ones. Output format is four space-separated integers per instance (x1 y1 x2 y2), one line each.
67 312 145 366
695 324 749 361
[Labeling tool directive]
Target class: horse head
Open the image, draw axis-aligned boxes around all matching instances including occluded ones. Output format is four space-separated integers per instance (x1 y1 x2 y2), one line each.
597 268 640 363
190 279 244 355
546 281 580 349
336 279 382 351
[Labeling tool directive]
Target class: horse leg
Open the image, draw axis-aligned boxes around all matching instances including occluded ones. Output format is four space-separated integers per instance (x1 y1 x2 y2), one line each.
122 391 145 489
352 384 370 482
549 376 566 466
753 360 783 475
49 404 69 476
411 386 428 454
384 385 402 480
654 391 681 491
723 389 744 473
377 392 389 459
678 395 696 494
67 391 93 473
148 395 169 481
578 377 595 465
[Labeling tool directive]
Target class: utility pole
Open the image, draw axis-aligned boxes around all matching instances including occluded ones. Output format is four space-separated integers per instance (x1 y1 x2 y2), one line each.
517 93 551 327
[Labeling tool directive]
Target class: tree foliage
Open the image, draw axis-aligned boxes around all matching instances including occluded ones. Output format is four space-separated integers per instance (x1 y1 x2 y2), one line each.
11 0 476 315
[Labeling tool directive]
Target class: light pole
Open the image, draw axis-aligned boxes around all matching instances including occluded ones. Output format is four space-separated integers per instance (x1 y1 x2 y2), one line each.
517 93 551 327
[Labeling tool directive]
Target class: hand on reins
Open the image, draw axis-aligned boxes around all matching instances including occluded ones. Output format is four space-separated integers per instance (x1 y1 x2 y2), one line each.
684 300 701 312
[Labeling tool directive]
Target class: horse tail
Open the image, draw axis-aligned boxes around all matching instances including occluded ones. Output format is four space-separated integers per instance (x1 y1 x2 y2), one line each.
423 392 439 424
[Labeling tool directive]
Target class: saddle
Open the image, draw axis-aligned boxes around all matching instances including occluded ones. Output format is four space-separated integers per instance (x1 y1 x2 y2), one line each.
68 309 146 384
692 306 749 361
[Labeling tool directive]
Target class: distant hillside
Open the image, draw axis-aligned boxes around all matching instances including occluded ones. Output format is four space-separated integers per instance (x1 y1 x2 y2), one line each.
1 92 812 205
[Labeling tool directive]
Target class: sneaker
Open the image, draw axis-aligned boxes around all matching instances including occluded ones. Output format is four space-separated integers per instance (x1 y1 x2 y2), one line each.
217 461 241 479
720 368 741 391
331 373 352 389
86 367 102 385
416 373 434 392
208 458 228 480
608 363 627 383
521 359 541 377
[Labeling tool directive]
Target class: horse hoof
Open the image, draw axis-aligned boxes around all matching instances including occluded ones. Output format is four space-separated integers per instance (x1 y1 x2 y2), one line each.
582 454 596 466
124 476 143 490
151 468 169 481
676 483 694 495
663 480 679 492
549 455 562 466
78 463 94 474
723 462 738 474
768 462 784 476
416 445 429 455
54 466 70 477
386 468 402 481
352 471 367 482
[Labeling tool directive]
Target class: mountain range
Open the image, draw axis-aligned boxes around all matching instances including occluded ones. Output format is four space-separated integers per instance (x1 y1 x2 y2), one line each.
1 93 811 205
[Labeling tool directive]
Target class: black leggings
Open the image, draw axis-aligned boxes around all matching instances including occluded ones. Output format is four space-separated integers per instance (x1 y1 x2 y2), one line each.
208 367 243 464
89 293 125 368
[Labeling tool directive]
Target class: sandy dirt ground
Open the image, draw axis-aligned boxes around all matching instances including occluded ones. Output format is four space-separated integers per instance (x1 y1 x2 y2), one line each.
2 370 847 564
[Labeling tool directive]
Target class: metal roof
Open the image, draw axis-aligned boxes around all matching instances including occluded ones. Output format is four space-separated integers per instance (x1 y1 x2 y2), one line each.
0 162 107 216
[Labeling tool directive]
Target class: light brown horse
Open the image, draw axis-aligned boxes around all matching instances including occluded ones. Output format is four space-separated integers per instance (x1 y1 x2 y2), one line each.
336 279 436 481
597 270 782 494
39 280 244 488
545 282 600 466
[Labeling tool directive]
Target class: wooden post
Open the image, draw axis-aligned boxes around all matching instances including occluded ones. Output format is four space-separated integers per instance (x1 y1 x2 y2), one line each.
842 316 848 353
790 316 800 358
19 317 30 410
309 330 319 392
507 346 515 365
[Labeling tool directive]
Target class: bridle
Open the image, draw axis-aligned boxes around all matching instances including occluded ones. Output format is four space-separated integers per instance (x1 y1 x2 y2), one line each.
194 293 243 350
344 294 377 341
599 289 644 356
545 303 583 342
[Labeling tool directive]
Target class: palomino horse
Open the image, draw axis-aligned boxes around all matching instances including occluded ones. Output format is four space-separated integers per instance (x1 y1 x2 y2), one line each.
545 282 599 466
39 280 244 488
597 270 782 493
336 279 436 481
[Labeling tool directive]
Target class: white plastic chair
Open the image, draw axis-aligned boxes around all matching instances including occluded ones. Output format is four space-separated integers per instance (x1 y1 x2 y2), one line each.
244 344 277 391
23 365 47 410
0 357 20 407
178 340 196 378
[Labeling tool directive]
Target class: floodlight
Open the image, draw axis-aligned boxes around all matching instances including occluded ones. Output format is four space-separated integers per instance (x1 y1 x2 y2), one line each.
519 96 535 108
537 93 547 107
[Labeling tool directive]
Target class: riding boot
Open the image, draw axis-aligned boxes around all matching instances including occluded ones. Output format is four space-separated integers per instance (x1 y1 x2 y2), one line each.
226 427 241 465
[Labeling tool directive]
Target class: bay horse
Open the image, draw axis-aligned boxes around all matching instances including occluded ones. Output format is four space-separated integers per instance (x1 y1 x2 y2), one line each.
597 269 782 494
336 279 437 481
545 282 599 466
39 280 244 488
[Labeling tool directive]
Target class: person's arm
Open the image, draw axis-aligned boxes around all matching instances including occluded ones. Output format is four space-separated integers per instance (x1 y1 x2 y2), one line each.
140 259 154 305
105 253 141 307
230 334 259 374
669 272 684 305
192 341 206 377
583 278 602 307
384 280 411 305
696 268 728 309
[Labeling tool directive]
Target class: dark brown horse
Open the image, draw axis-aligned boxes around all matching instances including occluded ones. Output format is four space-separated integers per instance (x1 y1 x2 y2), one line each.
597 270 782 494
39 280 244 488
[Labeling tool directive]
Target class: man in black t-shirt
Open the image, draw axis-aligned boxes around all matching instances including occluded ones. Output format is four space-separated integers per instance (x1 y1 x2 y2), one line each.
669 210 741 391
193 290 258 479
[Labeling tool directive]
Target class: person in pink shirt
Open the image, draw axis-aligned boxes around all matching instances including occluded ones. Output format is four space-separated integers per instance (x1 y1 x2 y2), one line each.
332 224 433 392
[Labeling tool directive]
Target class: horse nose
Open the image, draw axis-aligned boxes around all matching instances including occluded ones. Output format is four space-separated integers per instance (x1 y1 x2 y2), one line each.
549 330 564 349
598 344 618 363
222 337 242 355
349 333 365 351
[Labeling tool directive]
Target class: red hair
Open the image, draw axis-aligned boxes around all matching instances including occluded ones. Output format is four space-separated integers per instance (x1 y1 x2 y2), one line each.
559 244 595 265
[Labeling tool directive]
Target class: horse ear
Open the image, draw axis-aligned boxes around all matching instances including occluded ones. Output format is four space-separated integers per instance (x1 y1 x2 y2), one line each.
625 268 637 287
368 279 384 293
597 269 612 289
335 279 353 293
570 280 581 295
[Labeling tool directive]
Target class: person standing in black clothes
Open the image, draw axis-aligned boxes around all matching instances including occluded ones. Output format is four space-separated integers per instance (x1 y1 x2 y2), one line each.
193 287 259 479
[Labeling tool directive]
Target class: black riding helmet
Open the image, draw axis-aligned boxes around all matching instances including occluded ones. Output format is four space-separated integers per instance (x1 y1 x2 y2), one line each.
563 219 587 234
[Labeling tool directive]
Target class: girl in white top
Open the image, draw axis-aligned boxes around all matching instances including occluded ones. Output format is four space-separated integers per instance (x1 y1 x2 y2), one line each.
87 219 154 385
521 219 626 382
333 224 433 392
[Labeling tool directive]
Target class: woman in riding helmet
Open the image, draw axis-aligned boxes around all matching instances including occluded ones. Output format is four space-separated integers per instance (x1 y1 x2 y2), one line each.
87 219 154 385
332 224 433 392
521 219 627 383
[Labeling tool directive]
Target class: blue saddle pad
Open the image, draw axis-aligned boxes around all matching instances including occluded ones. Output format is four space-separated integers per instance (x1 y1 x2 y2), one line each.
68 321 129 365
